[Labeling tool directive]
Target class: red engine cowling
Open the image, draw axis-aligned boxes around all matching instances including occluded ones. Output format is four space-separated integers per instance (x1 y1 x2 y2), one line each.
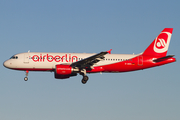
55 74 70 79
55 64 72 75
54 64 78 79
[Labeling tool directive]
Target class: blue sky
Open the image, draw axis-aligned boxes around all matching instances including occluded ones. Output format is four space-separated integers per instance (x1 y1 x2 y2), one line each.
0 0 180 120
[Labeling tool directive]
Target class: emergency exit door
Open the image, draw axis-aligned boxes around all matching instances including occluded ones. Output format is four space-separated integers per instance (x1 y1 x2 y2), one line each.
24 53 29 63
138 56 143 66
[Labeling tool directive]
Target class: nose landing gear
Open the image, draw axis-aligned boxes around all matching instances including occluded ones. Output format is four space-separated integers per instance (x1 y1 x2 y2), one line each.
24 70 29 81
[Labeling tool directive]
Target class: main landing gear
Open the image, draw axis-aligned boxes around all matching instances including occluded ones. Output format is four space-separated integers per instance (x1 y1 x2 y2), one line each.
24 70 29 81
80 69 89 84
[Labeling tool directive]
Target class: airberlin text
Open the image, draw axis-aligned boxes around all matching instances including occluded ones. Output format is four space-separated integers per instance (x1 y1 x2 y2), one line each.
31 54 78 62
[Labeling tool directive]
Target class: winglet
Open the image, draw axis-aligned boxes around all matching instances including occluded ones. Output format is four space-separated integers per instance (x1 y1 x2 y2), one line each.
107 49 112 54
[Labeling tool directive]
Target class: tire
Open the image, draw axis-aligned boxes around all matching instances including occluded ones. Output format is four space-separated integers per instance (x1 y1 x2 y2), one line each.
81 79 87 84
24 77 28 81
81 76 89 84
83 76 89 81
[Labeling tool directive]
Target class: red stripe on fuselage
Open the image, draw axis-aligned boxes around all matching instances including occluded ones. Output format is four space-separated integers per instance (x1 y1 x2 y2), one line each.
12 68 54 71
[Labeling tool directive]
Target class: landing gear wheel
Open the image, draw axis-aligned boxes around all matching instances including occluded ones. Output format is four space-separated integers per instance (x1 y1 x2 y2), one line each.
24 77 28 81
81 76 89 84
83 76 89 81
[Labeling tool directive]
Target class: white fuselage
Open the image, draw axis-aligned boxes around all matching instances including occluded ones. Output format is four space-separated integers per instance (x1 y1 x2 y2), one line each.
4 52 138 71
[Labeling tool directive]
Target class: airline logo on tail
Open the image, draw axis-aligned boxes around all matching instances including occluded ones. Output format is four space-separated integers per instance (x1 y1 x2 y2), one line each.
153 32 172 53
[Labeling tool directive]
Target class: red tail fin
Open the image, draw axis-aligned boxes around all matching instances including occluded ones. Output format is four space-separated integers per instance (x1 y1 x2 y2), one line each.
142 28 173 57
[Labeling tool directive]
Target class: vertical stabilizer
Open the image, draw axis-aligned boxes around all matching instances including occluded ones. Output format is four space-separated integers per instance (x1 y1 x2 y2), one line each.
142 28 173 57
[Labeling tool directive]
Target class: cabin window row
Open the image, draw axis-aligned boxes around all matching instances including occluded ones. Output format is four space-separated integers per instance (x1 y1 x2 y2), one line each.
104 58 132 61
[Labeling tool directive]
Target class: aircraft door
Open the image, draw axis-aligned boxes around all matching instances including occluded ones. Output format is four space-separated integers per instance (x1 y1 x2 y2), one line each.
24 53 29 63
138 56 143 66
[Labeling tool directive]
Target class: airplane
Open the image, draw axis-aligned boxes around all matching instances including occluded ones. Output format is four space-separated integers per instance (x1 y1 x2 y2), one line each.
3 28 176 84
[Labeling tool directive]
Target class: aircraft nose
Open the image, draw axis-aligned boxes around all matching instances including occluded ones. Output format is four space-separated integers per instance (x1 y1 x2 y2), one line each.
3 60 11 68
3 61 7 68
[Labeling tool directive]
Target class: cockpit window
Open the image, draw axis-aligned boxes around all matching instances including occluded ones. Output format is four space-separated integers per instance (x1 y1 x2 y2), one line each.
10 56 18 59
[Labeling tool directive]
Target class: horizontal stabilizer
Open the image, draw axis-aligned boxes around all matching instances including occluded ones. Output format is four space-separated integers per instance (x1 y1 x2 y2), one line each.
153 55 174 62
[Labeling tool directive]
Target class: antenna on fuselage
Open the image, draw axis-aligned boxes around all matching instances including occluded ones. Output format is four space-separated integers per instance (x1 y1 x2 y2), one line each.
28 50 30 53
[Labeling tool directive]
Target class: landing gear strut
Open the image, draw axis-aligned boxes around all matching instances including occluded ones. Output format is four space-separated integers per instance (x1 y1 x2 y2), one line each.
24 70 29 81
80 69 89 84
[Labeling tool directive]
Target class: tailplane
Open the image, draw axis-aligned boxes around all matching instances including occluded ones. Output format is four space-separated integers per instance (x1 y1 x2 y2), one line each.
142 28 173 57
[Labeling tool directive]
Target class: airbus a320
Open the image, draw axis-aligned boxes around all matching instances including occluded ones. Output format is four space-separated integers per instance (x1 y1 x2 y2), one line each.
3 28 176 84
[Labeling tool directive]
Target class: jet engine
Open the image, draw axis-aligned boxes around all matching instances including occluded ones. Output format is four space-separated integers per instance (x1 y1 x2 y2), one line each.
54 64 78 79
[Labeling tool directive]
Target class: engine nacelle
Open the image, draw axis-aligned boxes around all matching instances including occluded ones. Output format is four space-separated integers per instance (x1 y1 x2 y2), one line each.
55 64 73 75
54 73 77 79
55 74 70 79
54 64 78 79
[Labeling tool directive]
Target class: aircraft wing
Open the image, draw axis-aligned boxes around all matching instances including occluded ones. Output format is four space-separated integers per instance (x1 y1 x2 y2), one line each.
71 49 112 69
